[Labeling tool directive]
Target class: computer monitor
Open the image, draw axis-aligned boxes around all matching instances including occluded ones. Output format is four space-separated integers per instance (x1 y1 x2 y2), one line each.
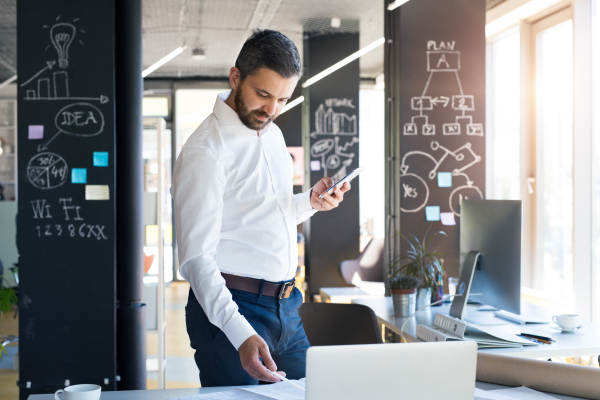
450 200 522 318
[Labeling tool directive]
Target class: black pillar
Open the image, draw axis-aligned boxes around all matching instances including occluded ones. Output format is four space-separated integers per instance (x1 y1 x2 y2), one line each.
302 33 361 299
17 1 117 398
115 0 146 390
384 0 486 279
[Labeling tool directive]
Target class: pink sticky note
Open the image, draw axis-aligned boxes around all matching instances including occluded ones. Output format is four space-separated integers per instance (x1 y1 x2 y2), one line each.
440 212 456 226
28 125 44 139
310 160 321 171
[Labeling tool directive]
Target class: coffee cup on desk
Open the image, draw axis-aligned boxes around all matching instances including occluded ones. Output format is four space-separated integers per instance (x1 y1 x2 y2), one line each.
55 384 101 400
552 314 580 330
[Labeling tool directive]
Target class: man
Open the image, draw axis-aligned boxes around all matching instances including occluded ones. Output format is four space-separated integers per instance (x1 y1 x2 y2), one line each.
171 30 351 387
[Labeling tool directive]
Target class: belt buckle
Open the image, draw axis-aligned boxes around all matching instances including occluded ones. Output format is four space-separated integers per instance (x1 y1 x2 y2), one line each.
278 280 295 299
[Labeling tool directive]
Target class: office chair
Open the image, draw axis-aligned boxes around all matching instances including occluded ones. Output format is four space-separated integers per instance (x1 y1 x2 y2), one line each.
339 237 384 285
298 302 383 346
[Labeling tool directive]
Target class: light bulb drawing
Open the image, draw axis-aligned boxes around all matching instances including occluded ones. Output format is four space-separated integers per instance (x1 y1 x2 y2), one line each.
50 23 76 68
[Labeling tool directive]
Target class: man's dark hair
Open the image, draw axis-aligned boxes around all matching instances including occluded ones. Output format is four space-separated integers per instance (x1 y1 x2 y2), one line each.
235 30 302 80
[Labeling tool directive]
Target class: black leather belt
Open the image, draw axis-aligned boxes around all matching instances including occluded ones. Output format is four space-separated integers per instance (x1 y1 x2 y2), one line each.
222 273 296 299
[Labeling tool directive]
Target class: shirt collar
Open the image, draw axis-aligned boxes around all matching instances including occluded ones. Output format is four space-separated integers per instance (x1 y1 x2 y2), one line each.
214 90 271 136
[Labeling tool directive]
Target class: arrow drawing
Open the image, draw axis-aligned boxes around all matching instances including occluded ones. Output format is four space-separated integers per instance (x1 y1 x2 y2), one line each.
20 61 56 87
431 96 449 107
26 95 109 103
37 131 61 152
335 136 359 157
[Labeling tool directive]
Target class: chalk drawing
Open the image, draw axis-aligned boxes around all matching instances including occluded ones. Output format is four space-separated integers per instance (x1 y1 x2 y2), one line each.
38 102 105 151
27 152 68 190
402 42 483 136
20 17 109 103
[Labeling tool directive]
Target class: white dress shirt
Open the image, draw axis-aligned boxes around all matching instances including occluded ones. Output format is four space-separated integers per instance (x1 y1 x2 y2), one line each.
171 91 317 350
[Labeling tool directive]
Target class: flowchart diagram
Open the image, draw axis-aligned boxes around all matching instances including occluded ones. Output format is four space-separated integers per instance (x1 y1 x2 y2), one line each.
310 100 358 180
400 140 483 217
404 42 483 137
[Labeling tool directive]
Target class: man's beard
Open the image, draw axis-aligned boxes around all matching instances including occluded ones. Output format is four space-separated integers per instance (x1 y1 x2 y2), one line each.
235 86 276 131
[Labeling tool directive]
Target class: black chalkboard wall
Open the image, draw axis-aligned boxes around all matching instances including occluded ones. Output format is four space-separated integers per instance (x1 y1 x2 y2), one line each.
17 0 116 396
303 33 360 298
394 0 486 279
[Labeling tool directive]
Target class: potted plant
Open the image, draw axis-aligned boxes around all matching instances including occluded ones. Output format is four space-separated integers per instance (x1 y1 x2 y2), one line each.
388 229 447 309
390 275 419 317
0 269 18 361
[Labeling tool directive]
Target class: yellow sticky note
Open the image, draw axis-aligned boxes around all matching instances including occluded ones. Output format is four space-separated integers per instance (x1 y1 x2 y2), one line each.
85 185 110 200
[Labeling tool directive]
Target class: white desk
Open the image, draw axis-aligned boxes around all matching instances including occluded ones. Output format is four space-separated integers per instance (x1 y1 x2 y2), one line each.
352 297 600 359
28 382 586 399
319 283 384 304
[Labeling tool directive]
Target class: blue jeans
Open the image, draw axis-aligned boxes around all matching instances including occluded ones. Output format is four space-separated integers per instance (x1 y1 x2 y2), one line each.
185 284 310 387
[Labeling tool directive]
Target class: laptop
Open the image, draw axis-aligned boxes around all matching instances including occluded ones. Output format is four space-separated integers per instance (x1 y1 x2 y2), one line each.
305 341 477 400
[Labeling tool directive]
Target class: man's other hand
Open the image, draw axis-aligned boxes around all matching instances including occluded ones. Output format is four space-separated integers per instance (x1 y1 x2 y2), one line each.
239 334 286 382
310 177 351 211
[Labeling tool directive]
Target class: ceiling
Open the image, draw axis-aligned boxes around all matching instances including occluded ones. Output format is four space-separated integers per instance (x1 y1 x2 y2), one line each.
0 0 506 83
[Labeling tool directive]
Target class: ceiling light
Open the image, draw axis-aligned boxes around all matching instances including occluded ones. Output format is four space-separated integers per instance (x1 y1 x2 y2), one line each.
486 0 562 37
387 0 410 11
191 48 206 60
142 44 188 78
0 75 17 91
302 37 385 88
280 96 305 115
331 18 341 28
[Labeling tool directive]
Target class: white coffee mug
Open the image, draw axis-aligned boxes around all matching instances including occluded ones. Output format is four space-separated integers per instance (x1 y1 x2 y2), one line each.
55 384 101 400
552 314 580 330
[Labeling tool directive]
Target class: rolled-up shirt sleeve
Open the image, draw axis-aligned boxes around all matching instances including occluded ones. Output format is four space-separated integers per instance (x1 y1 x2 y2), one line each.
293 189 318 225
171 146 257 350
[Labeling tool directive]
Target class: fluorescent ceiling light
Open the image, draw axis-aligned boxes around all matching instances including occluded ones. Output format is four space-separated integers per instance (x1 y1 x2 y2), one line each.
486 0 562 37
387 0 410 11
142 45 187 78
280 96 304 115
0 75 17 90
302 37 385 88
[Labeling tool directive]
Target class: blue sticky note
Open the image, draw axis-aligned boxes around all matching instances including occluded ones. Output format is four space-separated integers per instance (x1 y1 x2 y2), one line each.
438 172 452 188
93 152 109 167
425 206 441 221
71 168 87 184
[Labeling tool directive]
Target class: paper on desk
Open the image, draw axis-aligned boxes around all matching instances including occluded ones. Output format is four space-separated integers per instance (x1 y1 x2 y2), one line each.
168 380 306 400
168 390 262 400
474 388 518 399
490 387 559 399
236 380 305 400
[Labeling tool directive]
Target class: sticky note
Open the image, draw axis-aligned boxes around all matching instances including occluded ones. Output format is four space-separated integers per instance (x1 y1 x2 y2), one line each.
28 125 44 139
440 212 456 226
85 185 110 200
310 160 321 171
437 172 452 187
71 168 87 184
425 206 440 221
93 152 109 167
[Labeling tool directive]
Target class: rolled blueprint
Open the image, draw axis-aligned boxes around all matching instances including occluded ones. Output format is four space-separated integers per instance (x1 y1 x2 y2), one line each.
477 353 600 400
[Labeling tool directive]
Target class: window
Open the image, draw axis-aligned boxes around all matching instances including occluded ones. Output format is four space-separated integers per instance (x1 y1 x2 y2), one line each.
359 89 385 243
534 18 575 309
488 31 521 200
175 89 224 157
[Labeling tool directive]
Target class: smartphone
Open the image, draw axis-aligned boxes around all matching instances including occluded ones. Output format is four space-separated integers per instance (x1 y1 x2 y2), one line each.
319 167 365 198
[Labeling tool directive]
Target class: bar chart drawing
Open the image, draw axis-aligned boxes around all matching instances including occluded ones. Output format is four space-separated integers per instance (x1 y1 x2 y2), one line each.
311 104 357 138
22 68 108 103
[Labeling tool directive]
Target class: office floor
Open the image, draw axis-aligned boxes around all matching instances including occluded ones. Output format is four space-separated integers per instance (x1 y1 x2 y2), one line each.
0 307 18 400
147 281 200 389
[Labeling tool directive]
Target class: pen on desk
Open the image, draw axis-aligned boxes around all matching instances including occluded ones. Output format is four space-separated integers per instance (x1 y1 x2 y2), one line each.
269 370 305 391
517 334 543 344
520 333 555 343
517 334 550 344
